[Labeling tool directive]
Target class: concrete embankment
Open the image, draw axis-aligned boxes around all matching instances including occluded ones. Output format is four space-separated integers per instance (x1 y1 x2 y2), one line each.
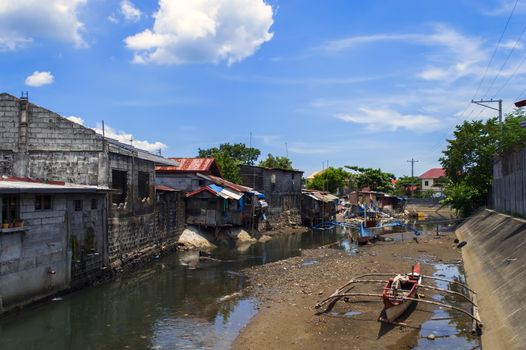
456 209 526 350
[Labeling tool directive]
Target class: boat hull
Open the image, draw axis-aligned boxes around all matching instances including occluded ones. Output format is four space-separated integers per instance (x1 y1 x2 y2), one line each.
384 299 414 322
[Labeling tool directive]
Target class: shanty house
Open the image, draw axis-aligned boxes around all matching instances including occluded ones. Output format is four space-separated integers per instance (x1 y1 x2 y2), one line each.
156 159 260 230
301 190 338 226
239 165 303 228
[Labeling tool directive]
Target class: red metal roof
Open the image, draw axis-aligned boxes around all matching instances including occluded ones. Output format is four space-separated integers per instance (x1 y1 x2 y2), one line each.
419 168 446 179
155 158 221 176
207 174 252 193
186 186 217 198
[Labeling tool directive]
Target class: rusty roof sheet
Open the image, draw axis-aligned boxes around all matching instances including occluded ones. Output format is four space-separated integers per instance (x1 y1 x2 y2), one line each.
155 185 179 192
156 158 217 173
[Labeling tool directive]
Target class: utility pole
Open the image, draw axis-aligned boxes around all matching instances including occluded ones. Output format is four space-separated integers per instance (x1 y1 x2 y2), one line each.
407 158 419 178
472 98 503 122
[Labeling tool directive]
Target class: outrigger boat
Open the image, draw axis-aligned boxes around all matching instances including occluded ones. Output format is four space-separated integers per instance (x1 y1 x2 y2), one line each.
382 263 422 322
315 264 483 333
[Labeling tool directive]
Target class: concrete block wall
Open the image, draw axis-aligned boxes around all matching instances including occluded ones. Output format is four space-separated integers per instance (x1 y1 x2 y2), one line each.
0 194 68 311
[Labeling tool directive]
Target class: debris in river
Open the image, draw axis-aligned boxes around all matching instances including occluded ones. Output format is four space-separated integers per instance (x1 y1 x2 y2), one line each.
217 292 243 303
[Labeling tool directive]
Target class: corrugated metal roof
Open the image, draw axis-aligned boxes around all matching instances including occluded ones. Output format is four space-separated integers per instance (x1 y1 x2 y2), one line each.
302 190 338 203
156 158 218 173
198 173 253 193
0 178 109 194
186 184 242 200
419 168 446 179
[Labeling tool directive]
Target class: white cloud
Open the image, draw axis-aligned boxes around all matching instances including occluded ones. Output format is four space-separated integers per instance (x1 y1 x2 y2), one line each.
336 107 442 132
66 116 85 125
124 0 274 65
108 14 119 24
93 123 167 153
120 0 142 22
0 0 88 50
323 24 486 82
499 39 524 50
25 71 54 87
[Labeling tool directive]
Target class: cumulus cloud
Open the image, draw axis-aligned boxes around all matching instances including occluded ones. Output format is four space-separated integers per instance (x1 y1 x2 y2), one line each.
66 116 85 125
25 71 54 87
125 0 274 65
120 0 142 22
336 107 442 132
0 0 88 50
93 123 167 153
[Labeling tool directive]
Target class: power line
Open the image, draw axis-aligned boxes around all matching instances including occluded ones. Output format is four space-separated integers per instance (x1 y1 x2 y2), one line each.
420 0 520 161
475 0 519 99
483 25 526 99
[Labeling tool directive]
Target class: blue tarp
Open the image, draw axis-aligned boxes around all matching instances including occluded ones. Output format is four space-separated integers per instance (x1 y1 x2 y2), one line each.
208 184 223 193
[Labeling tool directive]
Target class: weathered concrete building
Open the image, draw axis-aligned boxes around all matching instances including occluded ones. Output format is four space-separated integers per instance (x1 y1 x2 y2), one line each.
0 178 108 313
239 165 303 229
0 93 185 306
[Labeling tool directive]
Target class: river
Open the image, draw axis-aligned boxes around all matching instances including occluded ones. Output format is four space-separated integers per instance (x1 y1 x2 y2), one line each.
0 229 349 350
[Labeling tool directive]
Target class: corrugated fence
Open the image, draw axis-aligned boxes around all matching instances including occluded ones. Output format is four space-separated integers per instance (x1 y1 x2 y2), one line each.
492 145 526 218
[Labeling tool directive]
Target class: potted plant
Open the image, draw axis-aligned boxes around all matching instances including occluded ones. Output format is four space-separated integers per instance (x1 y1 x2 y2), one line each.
2 222 9 229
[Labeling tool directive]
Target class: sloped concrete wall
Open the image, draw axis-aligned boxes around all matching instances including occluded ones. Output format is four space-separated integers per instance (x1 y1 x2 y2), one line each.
456 209 526 349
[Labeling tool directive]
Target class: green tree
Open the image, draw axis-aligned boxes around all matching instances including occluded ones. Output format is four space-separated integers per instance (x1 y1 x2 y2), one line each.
344 166 395 193
440 110 526 215
197 143 261 183
258 153 293 170
307 167 350 193
198 143 260 165
393 176 420 195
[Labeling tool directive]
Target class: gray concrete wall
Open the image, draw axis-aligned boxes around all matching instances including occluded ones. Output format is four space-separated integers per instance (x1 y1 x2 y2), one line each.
456 209 526 349
0 194 67 310
156 173 201 192
492 146 526 217
239 165 303 228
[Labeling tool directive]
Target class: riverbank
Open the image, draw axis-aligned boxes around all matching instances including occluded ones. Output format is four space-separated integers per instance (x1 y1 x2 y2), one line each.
234 230 471 350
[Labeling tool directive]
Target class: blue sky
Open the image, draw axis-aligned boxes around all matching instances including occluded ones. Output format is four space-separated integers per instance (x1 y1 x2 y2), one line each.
1 0 526 177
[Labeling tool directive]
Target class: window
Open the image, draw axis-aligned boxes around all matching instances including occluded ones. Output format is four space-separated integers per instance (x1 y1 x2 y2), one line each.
74 200 83 211
35 195 52 210
138 171 150 199
91 199 98 210
424 180 429 186
112 170 127 204
2 195 19 224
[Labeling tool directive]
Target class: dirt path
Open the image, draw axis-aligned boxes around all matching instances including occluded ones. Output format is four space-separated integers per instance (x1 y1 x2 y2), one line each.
233 232 464 350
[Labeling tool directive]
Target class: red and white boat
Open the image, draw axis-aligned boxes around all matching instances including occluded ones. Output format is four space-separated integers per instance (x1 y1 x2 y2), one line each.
382 263 422 322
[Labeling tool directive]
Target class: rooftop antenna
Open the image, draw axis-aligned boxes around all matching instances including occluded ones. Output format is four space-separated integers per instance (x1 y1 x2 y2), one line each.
285 142 289 158
130 136 133 146
102 120 105 138
20 91 28 100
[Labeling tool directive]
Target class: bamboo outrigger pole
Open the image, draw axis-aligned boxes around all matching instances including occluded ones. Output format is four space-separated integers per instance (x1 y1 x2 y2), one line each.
321 292 483 326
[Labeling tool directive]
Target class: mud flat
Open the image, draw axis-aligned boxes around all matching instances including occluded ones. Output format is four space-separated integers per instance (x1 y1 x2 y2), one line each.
234 230 479 350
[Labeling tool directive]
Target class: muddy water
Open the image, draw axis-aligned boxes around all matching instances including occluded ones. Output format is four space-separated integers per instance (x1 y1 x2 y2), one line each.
0 229 347 350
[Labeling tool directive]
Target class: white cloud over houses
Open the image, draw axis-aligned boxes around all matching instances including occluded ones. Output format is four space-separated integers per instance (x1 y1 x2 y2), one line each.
120 0 142 22
64 117 166 153
93 123 167 153
25 71 55 87
66 116 85 125
125 0 274 65
336 107 442 132
0 0 88 50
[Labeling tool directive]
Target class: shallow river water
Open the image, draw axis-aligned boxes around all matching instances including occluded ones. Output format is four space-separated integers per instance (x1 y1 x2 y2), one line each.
0 219 479 350
0 229 348 350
